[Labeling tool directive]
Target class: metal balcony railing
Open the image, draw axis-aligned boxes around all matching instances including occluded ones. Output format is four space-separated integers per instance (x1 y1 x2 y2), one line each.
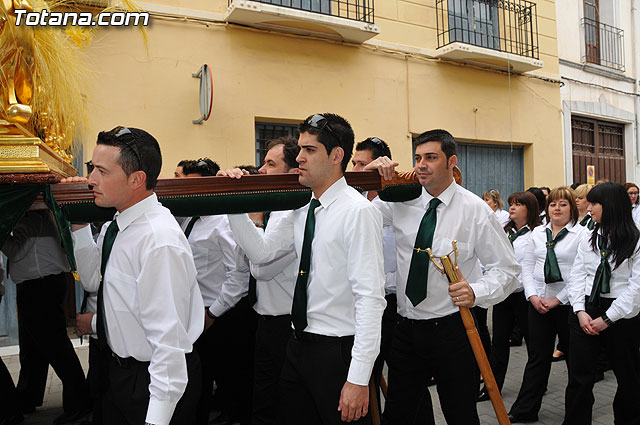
229 0 375 24
436 0 539 60
581 18 625 72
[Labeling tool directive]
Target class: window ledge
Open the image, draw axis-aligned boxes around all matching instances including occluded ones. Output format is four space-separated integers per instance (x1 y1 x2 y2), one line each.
434 42 543 74
224 0 380 43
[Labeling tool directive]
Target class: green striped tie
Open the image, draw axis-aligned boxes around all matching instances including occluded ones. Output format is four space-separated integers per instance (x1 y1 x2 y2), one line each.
291 199 321 331
97 220 119 349
405 198 442 306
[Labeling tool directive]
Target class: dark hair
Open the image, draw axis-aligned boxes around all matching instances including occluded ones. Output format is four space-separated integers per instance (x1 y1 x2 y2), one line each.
355 137 392 160
266 137 300 171
504 191 540 233
624 182 640 205
570 182 581 190
413 129 456 160
235 165 260 175
183 158 220 176
587 182 640 269
546 187 579 225
540 186 551 193
527 187 547 216
177 159 192 168
299 113 355 172
97 126 161 190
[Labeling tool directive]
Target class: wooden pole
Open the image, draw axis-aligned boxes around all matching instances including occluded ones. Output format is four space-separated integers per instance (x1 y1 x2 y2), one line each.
428 243 511 425
369 375 381 425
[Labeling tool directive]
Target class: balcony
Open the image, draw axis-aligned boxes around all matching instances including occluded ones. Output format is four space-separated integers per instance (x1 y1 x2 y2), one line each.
434 0 543 73
581 18 625 72
224 0 379 43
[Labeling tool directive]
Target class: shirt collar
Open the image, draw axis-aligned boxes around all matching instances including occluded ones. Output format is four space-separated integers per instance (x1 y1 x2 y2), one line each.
313 177 347 209
113 193 158 232
545 219 578 233
421 179 456 208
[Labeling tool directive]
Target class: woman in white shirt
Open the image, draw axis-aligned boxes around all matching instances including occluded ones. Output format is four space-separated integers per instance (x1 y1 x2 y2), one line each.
482 188 510 227
563 182 640 425
575 184 594 230
508 187 584 423
624 182 640 225
478 191 540 402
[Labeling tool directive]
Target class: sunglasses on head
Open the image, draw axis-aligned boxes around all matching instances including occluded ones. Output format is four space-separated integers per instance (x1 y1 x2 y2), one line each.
112 126 142 168
369 137 384 146
305 114 340 145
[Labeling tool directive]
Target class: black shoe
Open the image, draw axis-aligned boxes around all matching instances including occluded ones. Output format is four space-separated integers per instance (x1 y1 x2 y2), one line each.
508 413 538 423
0 412 24 425
551 350 566 362
477 387 491 402
595 371 604 382
426 376 436 387
53 408 91 425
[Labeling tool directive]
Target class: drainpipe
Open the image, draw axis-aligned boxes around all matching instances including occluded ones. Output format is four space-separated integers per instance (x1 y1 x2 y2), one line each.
632 0 640 178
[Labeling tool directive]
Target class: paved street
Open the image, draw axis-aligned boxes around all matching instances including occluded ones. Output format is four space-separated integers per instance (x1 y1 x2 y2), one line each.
1 337 618 424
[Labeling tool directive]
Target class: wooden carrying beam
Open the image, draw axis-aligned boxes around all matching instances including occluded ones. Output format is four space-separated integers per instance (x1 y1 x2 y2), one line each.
35 171 422 222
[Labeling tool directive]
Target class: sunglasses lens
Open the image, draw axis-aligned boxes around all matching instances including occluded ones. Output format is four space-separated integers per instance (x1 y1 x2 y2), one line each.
114 126 132 138
307 114 327 129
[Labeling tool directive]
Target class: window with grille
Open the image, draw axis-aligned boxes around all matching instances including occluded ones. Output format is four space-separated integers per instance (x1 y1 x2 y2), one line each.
571 116 625 184
254 122 299 166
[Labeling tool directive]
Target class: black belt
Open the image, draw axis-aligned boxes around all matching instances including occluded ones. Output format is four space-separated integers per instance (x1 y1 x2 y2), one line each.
398 311 459 326
258 314 290 321
109 350 148 368
291 330 354 343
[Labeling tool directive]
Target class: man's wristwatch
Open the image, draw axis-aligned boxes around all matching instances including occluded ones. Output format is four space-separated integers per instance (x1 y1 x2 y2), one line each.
601 312 614 327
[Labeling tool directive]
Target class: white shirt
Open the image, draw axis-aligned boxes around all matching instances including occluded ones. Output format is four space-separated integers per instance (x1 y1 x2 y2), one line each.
632 203 640 227
568 229 640 322
72 193 204 425
373 181 521 320
181 215 250 317
383 225 398 295
228 177 386 386
249 210 297 316
494 209 510 227
522 221 584 304
1 211 70 283
509 225 533 293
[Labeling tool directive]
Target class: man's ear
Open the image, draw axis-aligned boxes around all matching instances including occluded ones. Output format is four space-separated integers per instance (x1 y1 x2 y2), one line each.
129 170 148 190
448 154 458 170
331 146 344 166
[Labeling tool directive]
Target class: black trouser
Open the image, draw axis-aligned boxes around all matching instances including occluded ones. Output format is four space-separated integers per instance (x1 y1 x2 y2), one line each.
87 338 103 424
196 297 257 425
280 331 371 425
102 349 201 425
382 313 480 425
489 291 529 391
372 294 398 407
0 295 21 421
15 273 88 413
252 314 291 425
471 306 491 359
510 304 570 418
563 297 640 425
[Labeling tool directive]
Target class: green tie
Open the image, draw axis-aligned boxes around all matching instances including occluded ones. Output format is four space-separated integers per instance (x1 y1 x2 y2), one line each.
406 198 442 307
292 199 321 331
580 214 595 231
508 226 530 246
97 220 119 349
183 216 200 238
588 234 611 306
544 227 569 284
248 212 270 307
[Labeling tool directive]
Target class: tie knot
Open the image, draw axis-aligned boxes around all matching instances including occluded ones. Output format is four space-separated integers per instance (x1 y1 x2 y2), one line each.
309 198 321 211
428 197 442 211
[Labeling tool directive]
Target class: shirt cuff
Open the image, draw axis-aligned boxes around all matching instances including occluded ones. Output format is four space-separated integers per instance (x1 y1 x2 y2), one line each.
347 358 373 386
71 225 94 250
469 282 489 307
146 398 177 425
208 302 228 318
572 300 586 314
606 306 623 323
91 314 97 335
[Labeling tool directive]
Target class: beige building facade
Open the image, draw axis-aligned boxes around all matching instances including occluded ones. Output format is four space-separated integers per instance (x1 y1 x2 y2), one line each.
78 0 564 191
